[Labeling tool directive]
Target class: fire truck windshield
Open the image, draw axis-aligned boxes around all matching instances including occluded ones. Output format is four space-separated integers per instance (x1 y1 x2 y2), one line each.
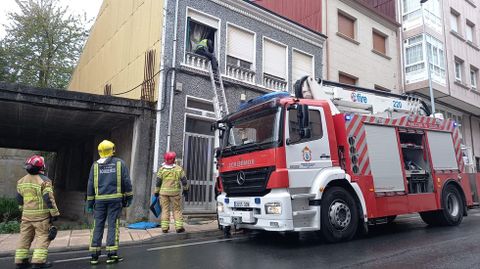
222 107 281 156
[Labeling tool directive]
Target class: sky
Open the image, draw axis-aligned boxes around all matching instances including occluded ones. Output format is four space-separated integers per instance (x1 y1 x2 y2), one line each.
0 0 103 37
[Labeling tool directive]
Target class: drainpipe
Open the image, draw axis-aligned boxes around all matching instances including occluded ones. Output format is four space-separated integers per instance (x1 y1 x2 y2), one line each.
153 0 171 173
325 0 330 80
470 115 476 171
166 0 181 152
396 0 405 94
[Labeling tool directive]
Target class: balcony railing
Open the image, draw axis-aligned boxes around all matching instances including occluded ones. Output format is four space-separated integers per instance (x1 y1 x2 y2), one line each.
226 64 256 83
185 52 209 70
263 74 288 92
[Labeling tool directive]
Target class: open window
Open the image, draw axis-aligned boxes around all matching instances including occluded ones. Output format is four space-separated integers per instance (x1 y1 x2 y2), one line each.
185 9 219 68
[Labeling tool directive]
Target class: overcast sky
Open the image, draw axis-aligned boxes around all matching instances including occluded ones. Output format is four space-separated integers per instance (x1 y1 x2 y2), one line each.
0 0 103 37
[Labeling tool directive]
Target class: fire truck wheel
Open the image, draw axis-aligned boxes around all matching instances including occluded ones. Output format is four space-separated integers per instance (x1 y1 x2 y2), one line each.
320 186 359 243
439 184 464 226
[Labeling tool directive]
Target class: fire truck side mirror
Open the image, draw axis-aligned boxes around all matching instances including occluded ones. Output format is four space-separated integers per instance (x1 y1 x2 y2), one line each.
297 104 311 139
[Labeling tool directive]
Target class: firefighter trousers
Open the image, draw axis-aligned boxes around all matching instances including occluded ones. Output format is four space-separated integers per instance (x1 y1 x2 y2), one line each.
15 218 51 264
160 195 183 231
90 201 122 254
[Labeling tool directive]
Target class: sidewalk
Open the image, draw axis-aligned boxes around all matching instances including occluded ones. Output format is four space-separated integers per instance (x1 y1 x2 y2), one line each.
0 219 219 257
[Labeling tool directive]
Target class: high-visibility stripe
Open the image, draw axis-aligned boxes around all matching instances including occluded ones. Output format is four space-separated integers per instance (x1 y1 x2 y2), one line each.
87 196 95 201
22 209 50 215
95 193 123 200
116 161 121 194
18 183 42 189
15 249 29 259
160 188 181 192
94 163 99 196
124 192 133 196
42 186 53 193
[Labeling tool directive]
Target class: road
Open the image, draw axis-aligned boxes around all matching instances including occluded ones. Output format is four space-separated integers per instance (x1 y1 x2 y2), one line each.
2 209 480 269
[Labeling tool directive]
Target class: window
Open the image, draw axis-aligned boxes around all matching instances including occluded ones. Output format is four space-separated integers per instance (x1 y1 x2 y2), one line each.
338 12 355 39
186 96 214 112
455 58 463 81
227 25 255 70
288 108 323 143
374 85 391 92
185 9 219 68
263 38 287 80
466 21 475 43
425 35 446 82
292 50 314 82
471 67 478 89
339 72 357 85
404 34 445 84
185 116 214 136
450 10 459 33
372 30 387 55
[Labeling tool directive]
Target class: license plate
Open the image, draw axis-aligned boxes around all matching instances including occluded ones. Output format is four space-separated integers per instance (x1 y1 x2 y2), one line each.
234 201 250 208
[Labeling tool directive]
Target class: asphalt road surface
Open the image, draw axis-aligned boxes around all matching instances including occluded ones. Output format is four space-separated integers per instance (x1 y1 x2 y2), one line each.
3 209 480 269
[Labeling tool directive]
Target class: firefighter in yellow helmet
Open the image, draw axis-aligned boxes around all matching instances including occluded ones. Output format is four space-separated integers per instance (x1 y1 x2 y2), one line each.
86 140 133 265
154 152 189 233
15 155 60 269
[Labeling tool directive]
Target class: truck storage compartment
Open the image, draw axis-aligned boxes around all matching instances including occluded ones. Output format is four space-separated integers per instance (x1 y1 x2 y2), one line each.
399 129 433 194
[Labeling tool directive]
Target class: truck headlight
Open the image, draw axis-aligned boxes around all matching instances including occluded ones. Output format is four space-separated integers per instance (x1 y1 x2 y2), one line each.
217 202 224 213
265 202 282 214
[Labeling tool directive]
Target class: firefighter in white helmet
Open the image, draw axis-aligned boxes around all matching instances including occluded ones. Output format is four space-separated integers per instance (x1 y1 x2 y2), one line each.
86 140 133 265
154 152 189 233
15 155 60 269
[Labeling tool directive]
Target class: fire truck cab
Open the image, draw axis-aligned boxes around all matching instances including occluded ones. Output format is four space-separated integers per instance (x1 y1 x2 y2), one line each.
216 77 477 242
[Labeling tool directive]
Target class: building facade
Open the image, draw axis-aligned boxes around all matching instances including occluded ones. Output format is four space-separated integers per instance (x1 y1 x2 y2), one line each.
256 0 402 93
400 0 480 172
69 0 325 214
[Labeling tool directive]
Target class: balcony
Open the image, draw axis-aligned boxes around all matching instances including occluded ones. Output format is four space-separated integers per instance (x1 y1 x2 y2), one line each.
263 74 288 92
226 64 256 84
184 52 210 71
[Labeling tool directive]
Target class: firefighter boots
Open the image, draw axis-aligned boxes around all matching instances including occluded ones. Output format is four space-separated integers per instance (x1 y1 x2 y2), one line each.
106 253 124 264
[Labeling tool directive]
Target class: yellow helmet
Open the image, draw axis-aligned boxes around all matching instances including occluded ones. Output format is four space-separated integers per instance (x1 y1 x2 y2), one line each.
98 140 115 158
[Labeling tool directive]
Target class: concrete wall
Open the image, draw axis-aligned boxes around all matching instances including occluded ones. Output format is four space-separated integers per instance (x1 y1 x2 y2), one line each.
0 149 36 199
68 0 163 100
325 0 401 93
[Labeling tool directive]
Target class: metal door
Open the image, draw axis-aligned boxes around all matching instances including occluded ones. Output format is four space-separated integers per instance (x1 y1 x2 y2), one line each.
183 133 216 213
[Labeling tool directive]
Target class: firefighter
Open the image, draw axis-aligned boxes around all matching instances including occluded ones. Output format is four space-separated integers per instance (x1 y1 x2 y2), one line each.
194 38 218 73
15 155 60 269
86 140 133 265
154 152 189 233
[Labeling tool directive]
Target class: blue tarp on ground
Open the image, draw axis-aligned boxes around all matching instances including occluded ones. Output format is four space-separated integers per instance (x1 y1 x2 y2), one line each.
127 221 159 230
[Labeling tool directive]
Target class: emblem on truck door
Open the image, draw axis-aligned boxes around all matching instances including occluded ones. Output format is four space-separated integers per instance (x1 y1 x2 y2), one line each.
302 146 312 162
236 171 246 185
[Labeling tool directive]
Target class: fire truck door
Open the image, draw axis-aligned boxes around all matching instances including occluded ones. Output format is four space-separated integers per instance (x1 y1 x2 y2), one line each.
285 106 332 188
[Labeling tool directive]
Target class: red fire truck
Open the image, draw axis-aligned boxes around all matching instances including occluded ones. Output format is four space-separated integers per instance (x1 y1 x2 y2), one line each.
215 77 479 242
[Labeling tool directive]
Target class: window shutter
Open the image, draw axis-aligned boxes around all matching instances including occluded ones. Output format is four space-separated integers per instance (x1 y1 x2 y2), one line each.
227 26 254 63
373 32 386 54
188 9 219 29
338 13 354 39
292 50 313 82
264 39 287 79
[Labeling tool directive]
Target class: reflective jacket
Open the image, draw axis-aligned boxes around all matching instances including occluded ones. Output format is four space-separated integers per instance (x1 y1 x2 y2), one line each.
16 174 60 221
194 39 209 52
86 157 133 207
155 165 188 196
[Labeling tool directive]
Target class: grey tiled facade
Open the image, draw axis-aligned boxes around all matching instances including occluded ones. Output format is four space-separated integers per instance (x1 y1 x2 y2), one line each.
158 0 325 161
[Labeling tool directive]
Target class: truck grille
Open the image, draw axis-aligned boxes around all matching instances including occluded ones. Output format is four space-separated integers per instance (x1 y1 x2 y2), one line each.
221 167 274 197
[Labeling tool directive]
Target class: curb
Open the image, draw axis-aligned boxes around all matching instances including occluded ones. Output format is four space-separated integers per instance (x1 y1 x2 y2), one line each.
0 228 223 258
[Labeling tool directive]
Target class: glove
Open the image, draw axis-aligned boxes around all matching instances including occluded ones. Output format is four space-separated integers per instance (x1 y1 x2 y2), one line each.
86 204 94 214
182 190 189 197
154 193 160 198
124 197 132 208
51 216 58 222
